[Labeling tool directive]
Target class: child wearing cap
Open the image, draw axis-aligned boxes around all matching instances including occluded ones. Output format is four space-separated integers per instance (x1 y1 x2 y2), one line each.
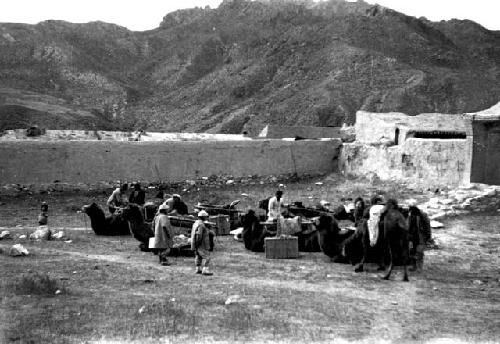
191 210 213 275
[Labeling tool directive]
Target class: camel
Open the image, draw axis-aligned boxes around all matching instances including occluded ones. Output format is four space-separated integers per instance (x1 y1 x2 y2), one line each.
382 199 410 281
344 199 410 281
81 202 130 236
120 203 154 251
315 214 355 262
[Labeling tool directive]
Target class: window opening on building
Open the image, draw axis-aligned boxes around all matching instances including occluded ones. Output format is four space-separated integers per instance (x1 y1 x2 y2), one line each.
407 130 466 139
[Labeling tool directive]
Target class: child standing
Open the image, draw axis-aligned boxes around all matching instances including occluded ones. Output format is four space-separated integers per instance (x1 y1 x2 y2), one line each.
191 210 213 276
38 202 49 225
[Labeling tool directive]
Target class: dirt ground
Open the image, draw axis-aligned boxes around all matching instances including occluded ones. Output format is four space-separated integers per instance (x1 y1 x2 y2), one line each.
0 176 499 343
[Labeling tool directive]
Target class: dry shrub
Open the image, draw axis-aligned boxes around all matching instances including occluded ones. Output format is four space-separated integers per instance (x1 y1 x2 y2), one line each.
9 273 64 296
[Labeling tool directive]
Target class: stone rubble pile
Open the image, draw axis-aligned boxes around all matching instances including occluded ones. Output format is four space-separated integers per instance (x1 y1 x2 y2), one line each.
410 184 500 220
0 173 311 195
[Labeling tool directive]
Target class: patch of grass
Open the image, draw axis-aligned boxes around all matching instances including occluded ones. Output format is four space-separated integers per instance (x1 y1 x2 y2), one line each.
221 304 256 339
8 272 65 296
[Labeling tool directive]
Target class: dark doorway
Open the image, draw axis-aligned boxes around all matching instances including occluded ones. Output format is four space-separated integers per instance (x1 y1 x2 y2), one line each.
485 130 500 184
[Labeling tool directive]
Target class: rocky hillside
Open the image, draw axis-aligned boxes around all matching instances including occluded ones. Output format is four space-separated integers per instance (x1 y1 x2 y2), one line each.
1 0 500 133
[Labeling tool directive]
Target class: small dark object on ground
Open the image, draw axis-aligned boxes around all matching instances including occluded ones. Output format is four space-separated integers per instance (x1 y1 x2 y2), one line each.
26 126 45 137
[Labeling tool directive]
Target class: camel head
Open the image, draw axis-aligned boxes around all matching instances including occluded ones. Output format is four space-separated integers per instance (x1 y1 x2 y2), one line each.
81 202 101 217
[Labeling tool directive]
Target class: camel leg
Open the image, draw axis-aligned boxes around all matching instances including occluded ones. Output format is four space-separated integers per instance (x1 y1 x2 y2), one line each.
355 227 370 273
402 240 409 282
402 263 409 282
354 253 366 272
383 244 393 280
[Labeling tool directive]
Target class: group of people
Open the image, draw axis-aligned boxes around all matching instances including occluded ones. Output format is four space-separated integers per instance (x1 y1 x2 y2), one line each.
106 182 431 275
107 182 188 216
151 205 213 275
264 190 431 273
107 182 146 213
107 182 213 275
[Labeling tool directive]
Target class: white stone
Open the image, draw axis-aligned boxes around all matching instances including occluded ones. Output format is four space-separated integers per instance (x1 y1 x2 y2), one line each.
225 295 246 305
430 212 447 220
0 230 11 240
484 189 497 197
454 194 469 203
9 244 29 256
430 220 444 228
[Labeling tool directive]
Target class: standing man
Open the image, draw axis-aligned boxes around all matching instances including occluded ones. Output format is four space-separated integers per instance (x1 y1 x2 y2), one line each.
107 183 129 214
153 204 174 266
191 210 213 276
407 202 430 272
129 182 146 206
267 190 284 222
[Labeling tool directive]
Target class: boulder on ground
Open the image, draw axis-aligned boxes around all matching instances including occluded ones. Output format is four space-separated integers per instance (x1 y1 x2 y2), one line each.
51 231 68 241
430 220 444 228
9 244 29 256
29 226 51 240
0 230 11 240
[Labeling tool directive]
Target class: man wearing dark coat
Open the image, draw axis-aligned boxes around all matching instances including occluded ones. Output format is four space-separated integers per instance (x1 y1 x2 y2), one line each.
129 182 146 206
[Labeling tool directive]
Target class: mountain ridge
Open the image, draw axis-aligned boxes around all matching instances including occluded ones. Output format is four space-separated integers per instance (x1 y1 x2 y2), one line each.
1 0 499 133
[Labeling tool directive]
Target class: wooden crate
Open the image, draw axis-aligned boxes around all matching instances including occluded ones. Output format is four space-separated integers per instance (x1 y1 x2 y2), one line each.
265 237 299 259
210 215 231 236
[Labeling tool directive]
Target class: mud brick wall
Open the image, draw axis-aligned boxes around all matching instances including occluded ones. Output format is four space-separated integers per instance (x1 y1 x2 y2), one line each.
258 125 353 140
355 111 473 144
340 138 472 187
0 139 341 185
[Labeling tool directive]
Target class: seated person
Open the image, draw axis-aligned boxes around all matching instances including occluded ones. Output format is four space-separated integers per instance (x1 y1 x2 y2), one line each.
163 194 189 215
107 183 129 214
267 190 285 222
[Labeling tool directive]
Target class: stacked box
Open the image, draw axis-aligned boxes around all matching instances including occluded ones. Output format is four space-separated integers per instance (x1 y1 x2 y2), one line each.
265 237 299 259
210 215 231 235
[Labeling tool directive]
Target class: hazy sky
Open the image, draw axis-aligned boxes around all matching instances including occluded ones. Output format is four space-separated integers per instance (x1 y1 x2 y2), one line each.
0 0 498 31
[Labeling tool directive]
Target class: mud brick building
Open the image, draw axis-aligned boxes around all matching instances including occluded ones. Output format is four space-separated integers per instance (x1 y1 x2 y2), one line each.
340 103 500 187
